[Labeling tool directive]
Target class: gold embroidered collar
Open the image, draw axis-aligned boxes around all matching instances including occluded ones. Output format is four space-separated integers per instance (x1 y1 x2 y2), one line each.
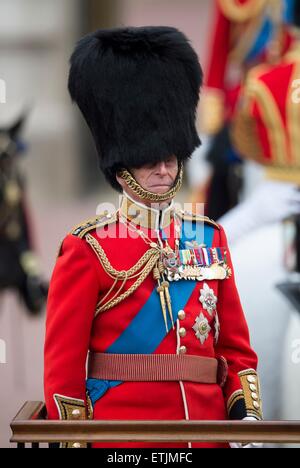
119 192 175 231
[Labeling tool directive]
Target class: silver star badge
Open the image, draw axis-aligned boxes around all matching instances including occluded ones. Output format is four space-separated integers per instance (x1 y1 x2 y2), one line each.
193 312 211 345
199 283 217 316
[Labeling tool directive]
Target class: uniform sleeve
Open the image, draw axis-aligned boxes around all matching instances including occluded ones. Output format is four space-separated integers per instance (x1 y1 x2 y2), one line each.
201 5 230 135
44 234 101 424
215 225 263 420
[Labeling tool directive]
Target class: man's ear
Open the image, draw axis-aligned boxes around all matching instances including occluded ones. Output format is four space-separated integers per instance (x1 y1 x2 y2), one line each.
116 173 125 191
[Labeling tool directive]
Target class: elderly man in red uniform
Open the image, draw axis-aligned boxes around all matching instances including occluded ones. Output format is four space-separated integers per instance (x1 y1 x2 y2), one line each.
44 26 262 449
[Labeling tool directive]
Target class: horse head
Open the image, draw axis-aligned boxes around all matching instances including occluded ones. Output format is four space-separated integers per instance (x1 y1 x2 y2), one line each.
0 113 27 169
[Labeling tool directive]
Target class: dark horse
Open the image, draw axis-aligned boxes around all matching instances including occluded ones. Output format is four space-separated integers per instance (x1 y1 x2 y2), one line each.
0 114 47 315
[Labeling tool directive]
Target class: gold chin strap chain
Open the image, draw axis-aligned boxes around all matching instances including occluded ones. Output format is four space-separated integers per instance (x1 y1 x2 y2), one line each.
118 164 184 203
86 233 175 332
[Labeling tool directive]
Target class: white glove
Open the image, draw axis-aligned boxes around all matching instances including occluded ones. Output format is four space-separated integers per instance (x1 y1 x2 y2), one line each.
230 417 263 449
186 136 212 189
219 180 300 245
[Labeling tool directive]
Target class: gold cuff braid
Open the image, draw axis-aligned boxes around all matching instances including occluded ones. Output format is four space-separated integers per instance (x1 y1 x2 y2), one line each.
238 369 263 420
53 394 88 448
118 163 184 203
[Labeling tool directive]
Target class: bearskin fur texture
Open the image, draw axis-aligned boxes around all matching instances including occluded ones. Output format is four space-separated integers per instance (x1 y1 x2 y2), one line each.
68 26 203 190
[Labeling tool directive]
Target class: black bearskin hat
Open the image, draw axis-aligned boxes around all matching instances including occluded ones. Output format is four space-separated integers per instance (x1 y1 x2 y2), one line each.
68 26 203 191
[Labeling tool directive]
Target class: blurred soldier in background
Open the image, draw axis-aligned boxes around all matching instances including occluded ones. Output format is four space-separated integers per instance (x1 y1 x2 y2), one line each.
190 0 297 219
0 113 48 315
218 0 300 420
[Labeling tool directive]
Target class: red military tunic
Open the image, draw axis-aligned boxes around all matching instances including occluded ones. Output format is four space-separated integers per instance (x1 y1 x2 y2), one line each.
44 194 261 448
202 0 272 135
232 29 300 182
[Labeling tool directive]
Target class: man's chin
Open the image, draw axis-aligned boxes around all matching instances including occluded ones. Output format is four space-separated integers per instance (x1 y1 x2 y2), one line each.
149 186 172 194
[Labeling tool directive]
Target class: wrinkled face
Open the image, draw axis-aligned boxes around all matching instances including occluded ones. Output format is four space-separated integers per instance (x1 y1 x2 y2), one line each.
132 155 179 194
116 155 179 205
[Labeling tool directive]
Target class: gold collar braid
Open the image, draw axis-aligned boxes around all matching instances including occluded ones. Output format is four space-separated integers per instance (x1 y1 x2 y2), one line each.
118 163 184 203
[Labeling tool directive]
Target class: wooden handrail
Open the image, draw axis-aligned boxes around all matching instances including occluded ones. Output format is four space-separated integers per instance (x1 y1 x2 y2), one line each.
10 402 300 445
13 402 47 422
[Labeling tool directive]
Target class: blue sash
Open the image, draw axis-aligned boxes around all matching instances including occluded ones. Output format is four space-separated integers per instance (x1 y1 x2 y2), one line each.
245 0 295 63
87 221 215 405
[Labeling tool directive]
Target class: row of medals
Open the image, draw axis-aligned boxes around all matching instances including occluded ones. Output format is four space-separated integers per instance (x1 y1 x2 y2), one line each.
123 212 231 283
162 246 231 282
148 219 231 282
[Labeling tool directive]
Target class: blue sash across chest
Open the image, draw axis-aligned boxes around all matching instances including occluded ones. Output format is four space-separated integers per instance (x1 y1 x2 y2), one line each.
86 221 216 405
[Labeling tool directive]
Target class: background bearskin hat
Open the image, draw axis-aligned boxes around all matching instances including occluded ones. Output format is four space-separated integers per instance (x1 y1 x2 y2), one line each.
68 26 203 191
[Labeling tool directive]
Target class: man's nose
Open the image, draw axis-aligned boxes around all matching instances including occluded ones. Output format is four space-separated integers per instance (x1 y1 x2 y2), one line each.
156 162 169 176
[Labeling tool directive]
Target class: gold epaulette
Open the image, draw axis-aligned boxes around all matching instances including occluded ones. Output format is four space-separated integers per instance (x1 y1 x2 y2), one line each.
71 211 118 239
177 210 220 230
218 0 267 23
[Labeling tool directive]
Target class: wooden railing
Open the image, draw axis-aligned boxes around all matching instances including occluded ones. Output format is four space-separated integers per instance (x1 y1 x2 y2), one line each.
10 402 300 448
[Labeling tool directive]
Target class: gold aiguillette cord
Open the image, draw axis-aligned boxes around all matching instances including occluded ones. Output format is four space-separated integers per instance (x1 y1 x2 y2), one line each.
153 261 175 333
153 263 168 333
159 261 175 330
162 280 175 330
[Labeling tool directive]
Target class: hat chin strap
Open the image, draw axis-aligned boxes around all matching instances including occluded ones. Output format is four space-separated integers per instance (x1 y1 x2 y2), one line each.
118 163 184 203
